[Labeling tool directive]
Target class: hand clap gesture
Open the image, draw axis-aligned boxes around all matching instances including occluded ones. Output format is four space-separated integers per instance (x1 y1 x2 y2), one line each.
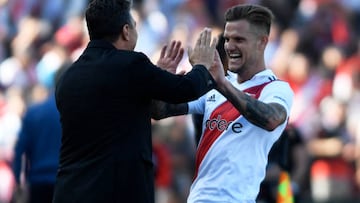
188 28 218 69
156 41 184 74
189 28 225 85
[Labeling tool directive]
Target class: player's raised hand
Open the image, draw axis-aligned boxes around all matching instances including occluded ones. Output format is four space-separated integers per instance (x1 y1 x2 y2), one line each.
188 28 218 70
210 50 226 86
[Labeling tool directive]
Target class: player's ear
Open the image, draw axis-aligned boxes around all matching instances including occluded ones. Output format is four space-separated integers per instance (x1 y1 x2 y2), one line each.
258 35 268 50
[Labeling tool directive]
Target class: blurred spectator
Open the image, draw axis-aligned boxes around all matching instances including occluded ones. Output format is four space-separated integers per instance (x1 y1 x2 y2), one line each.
341 40 360 193
0 16 45 91
11 65 67 203
286 53 321 141
257 124 310 203
6 0 87 33
0 44 36 91
260 0 300 30
268 28 299 79
152 122 172 203
0 87 25 162
313 45 344 105
333 40 360 102
307 96 358 202
0 160 15 203
0 88 19 203
160 116 196 203
54 16 85 55
264 22 281 68
0 0 10 62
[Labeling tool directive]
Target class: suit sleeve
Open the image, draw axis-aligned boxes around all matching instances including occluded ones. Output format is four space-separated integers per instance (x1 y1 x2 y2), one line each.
130 52 216 103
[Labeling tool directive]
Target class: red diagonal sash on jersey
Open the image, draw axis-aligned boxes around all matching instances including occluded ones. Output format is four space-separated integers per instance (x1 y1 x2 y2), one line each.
192 81 274 180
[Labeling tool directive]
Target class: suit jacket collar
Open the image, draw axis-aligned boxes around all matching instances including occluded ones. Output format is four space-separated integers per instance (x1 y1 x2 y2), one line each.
87 40 116 49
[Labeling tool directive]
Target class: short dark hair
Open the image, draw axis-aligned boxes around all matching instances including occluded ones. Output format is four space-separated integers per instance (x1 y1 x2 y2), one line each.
85 0 133 42
225 4 274 35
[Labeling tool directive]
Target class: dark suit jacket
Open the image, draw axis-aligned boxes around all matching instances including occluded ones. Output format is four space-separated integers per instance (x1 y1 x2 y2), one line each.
53 40 215 203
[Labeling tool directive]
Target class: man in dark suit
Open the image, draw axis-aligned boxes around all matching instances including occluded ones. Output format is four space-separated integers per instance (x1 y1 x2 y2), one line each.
52 0 221 203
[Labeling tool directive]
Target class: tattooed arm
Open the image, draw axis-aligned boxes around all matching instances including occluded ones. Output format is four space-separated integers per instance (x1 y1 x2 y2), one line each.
216 80 287 131
150 100 188 120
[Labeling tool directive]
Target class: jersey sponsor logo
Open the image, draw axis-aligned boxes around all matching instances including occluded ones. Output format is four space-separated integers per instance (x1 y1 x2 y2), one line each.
205 115 243 133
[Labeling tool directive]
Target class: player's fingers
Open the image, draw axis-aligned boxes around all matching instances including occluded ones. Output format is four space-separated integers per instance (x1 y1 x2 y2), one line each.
205 28 212 47
199 29 206 47
214 49 220 62
210 37 218 51
195 31 202 47
187 46 194 64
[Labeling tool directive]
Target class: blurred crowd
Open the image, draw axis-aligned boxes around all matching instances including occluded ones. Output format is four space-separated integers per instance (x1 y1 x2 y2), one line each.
0 0 360 203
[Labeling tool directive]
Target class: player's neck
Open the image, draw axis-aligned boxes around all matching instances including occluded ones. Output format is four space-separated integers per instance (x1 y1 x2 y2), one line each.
236 67 266 83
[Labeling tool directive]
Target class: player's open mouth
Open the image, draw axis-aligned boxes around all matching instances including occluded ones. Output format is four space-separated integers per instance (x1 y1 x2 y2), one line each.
229 53 242 58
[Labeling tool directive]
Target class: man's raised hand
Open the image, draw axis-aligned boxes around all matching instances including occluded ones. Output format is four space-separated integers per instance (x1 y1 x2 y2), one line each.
156 40 184 74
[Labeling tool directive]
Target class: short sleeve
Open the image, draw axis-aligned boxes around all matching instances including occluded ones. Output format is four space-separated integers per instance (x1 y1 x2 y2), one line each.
188 94 207 115
259 81 294 117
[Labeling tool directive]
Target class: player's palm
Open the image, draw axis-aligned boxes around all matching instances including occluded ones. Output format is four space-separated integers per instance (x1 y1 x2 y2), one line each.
188 28 218 70
210 50 226 85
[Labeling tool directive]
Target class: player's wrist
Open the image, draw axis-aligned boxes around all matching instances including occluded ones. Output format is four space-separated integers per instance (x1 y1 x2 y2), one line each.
215 78 230 94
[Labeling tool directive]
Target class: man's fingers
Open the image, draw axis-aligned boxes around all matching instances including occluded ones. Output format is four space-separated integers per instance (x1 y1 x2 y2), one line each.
162 41 183 60
167 41 176 58
171 41 181 59
174 47 184 64
160 45 167 59
177 69 186 75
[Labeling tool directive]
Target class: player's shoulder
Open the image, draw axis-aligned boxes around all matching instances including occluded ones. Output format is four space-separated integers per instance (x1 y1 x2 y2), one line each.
272 79 290 86
266 80 293 93
262 82 294 104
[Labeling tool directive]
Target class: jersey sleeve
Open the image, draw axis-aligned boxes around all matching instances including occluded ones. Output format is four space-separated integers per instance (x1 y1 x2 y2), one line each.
259 81 294 118
188 93 207 114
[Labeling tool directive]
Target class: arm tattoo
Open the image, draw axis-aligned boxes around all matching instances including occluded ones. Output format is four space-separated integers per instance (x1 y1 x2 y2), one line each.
223 89 287 130
150 100 188 120
243 94 287 130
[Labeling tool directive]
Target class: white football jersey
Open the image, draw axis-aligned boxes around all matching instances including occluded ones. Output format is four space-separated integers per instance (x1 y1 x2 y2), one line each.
187 69 294 203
